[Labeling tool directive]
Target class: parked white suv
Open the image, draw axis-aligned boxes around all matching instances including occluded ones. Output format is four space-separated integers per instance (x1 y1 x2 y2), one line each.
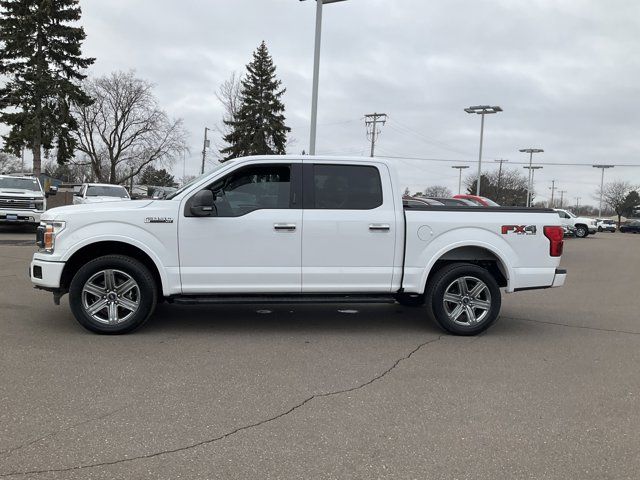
73 183 130 205
596 219 616 233
553 209 596 238
0 175 56 226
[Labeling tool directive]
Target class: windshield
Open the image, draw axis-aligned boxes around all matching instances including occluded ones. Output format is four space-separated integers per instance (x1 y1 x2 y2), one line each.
566 210 576 218
0 177 42 192
86 185 129 198
166 163 227 200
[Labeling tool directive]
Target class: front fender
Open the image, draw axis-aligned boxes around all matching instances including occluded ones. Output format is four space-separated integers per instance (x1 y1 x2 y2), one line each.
52 222 178 296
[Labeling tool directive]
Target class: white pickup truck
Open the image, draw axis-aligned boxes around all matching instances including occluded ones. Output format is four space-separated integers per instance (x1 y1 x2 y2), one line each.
0 174 56 225
30 156 566 335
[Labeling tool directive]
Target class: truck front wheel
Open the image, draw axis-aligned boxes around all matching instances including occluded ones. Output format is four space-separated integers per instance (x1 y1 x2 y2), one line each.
69 255 158 334
427 263 501 336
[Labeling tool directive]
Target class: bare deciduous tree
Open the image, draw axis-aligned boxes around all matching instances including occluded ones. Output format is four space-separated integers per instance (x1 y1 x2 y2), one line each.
599 181 637 225
213 72 241 156
423 185 452 198
0 152 21 174
73 71 187 184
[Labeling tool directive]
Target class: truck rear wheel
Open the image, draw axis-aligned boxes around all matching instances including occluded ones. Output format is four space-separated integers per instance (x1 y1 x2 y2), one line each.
69 255 157 334
426 263 501 336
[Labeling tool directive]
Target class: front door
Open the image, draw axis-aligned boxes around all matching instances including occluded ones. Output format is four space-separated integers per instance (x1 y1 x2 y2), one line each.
179 162 302 294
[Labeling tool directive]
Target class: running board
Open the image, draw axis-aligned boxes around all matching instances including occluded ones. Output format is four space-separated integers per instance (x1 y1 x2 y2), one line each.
170 294 397 305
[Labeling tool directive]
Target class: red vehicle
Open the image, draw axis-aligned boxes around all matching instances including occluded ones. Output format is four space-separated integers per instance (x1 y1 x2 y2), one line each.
453 194 500 207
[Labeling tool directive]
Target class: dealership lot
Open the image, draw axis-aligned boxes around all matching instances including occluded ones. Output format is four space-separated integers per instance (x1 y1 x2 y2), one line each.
1 229 639 479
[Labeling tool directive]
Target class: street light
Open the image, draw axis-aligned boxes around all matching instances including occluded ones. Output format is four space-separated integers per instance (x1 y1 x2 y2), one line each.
451 165 470 194
523 166 543 206
301 0 348 155
593 164 614 217
465 105 502 196
519 148 544 207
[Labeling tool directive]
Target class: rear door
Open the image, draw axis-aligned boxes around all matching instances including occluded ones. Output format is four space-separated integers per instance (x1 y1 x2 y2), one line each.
301 162 397 292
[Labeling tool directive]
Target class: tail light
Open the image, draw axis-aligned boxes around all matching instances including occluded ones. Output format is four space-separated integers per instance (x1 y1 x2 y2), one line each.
544 226 564 257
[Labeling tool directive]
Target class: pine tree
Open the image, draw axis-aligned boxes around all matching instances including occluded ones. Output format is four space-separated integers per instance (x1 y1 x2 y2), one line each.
220 42 290 161
0 0 95 176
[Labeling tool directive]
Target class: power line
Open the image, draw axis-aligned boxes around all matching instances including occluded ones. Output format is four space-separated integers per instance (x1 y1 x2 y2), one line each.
374 153 640 167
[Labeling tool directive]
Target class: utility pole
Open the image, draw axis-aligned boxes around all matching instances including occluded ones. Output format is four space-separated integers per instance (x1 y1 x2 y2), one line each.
559 190 567 209
575 197 581 214
519 148 544 207
548 180 557 208
201 127 211 174
20 147 25 175
494 159 508 203
364 113 387 157
452 165 470 194
593 164 614 217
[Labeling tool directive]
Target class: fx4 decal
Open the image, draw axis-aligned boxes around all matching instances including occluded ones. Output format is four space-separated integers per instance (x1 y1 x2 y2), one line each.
501 225 537 235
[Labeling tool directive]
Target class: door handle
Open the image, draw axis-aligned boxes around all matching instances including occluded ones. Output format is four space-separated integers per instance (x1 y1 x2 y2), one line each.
274 223 297 231
369 224 390 231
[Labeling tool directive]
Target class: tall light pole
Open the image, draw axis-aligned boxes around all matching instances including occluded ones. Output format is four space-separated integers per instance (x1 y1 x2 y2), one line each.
301 0 348 155
519 148 544 207
464 105 502 196
593 164 614 217
452 165 470 194
201 127 211 174
575 197 581 214
522 166 543 206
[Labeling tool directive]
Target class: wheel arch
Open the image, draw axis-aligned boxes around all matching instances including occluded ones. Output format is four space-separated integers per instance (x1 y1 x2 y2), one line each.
60 241 165 296
421 244 511 293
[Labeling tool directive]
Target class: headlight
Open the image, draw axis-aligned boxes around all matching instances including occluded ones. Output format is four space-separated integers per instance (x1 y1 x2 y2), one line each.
36 220 66 253
34 200 44 210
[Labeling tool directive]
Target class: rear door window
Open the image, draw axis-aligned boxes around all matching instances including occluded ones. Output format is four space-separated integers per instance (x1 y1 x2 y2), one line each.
311 164 383 210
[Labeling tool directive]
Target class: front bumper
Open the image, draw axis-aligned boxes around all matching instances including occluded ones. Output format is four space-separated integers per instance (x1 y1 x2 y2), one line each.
0 209 43 224
30 258 65 289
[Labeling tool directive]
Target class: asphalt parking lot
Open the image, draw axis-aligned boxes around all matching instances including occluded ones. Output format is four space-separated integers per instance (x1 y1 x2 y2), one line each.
1 227 639 479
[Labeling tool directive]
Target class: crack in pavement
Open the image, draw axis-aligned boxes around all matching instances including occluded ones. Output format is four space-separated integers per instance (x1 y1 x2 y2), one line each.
0 335 445 478
0 406 129 458
504 315 640 336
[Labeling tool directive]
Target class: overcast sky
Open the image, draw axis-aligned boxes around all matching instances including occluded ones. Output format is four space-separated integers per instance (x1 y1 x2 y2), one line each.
75 0 640 205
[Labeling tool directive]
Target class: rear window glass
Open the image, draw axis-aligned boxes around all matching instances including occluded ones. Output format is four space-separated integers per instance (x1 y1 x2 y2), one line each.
313 165 383 210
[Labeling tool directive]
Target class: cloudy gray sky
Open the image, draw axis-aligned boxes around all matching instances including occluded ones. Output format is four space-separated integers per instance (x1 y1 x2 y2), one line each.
77 0 640 205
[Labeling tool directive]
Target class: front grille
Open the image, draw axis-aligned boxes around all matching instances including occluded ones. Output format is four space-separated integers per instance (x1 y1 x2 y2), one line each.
0 196 33 209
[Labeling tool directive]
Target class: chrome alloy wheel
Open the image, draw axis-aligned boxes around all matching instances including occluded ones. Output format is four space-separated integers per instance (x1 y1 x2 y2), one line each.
81 269 140 325
442 276 492 326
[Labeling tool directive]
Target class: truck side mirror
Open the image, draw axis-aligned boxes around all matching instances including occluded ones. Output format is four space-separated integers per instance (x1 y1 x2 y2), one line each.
74 192 82 197
48 186 58 196
190 190 216 217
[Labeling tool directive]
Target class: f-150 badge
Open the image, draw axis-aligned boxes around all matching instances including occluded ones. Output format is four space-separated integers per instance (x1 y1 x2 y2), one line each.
501 225 536 235
145 217 174 224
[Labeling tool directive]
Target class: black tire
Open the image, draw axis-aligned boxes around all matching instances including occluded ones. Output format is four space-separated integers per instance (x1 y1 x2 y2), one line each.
575 225 588 238
598 226 603 232
69 255 157 334
395 292 425 307
426 263 501 336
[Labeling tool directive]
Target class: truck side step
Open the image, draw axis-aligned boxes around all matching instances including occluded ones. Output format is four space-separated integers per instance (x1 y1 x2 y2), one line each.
170 294 397 305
